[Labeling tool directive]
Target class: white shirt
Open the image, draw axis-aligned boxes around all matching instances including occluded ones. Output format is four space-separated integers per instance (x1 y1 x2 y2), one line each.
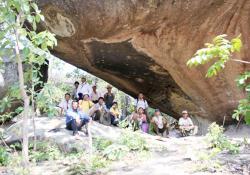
178 117 193 126
152 115 164 129
59 99 72 112
77 82 92 97
90 91 101 101
134 99 148 110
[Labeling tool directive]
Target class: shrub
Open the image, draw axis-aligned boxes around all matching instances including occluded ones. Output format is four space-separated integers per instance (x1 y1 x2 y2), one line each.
93 137 112 151
67 154 107 175
0 147 9 166
206 122 239 154
119 130 148 151
103 144 129 161
29 141 61 162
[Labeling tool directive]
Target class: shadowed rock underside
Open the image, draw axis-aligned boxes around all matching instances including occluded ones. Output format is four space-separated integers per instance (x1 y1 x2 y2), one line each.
37 0 250 123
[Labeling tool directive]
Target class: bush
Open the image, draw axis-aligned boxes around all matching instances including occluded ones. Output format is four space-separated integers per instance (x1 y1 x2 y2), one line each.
67 154 107 175
36 82 66 117
103 144 129 161
93 137 112 151
29 141 61 162
206 123 239 154
120 130 148 151
0 147 9 166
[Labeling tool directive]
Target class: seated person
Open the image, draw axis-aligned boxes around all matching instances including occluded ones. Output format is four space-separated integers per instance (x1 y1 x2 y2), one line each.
178 110 198 136
89 97 110 125
151 109 169 137
65 100 90 138
131 107 149 133
59 93 72 116
78 94 94 114
109 102 120 126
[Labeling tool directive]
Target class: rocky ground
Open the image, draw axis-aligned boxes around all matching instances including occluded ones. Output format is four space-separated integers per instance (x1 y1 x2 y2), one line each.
1 117 250 175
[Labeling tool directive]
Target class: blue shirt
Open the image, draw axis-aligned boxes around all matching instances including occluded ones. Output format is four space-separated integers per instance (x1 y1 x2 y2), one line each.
65 109 89 124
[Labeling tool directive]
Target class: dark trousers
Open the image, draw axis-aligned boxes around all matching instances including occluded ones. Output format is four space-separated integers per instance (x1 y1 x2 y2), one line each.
110 114 119 126
66 119 85 135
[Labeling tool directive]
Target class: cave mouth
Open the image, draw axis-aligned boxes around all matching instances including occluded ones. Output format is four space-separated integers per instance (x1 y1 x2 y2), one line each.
75 39 196 118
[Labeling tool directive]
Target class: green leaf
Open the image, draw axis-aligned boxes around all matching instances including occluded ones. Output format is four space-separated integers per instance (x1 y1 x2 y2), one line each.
244 111 250 125
231 35 242 52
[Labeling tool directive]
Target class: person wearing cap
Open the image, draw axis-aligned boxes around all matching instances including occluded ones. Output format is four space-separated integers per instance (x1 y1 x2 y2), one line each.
78 94 94 114
151 109 169 137
104 85 115 109
90 84 101 104
178 110 198 136
77 77 92 98
109 102 120 126
89 97 110 125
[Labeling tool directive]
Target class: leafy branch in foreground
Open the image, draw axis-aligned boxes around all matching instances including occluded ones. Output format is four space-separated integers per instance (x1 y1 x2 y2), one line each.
187 34 250 125
187 34 243 77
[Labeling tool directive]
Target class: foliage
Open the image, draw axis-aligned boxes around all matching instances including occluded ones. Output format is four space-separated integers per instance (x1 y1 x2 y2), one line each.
206 122 239 154
0 147 9 166
67 153 107 175
187 35 250 125
118 117 130 128
36 82 66 117
232 71 250 124
194 149 222 173
187 34 242 77
119 130 148 151
0 0 57 116
29 141 61 162
8 153 30 175
103 144 129 160
93 137 113 151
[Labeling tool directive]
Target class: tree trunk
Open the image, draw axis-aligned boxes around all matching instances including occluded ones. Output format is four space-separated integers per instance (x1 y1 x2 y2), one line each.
14 27 30 169
31 66 37 151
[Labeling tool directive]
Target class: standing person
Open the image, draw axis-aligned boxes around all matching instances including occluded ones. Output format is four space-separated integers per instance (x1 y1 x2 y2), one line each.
72 81 79 100
109 102 120 126
78 94 94 114
90 84 101 104
178 110 198 136
77 77 92 98
134 93 149 112
104 85 115 109
58 93 72 116
89 97 110 125
65 100 90 138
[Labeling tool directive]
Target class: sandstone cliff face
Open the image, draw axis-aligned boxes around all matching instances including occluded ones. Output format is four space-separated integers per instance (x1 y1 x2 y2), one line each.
38 0 250 123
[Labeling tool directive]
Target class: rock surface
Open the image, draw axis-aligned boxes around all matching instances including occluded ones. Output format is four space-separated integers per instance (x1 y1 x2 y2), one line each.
37 0 250 124
3 117 122 152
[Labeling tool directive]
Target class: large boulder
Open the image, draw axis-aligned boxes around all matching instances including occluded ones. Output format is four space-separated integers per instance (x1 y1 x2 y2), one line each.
3 117 122 152
36 0 249 124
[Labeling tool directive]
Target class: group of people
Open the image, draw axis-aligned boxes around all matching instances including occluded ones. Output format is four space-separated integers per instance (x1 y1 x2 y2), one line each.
58 77 198 138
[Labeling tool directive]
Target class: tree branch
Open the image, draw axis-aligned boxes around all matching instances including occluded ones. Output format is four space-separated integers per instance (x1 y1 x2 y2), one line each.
231 59 250 64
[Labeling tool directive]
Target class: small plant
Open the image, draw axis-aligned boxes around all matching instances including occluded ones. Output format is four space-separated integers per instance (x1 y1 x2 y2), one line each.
103 144 129 161
93 137 112 151
119 130 148 151
206 122 239 154
67 154 107 174
29 141 61 162
0 147 9 166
